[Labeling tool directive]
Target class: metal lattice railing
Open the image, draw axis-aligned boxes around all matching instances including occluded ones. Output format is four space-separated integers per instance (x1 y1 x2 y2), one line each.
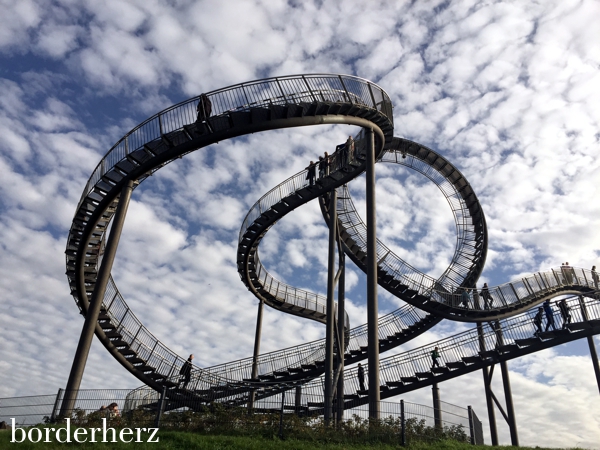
78 74 392 210
298 292 600 400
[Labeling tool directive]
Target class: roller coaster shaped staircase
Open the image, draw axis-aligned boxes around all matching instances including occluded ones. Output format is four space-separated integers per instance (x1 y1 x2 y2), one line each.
65 74 599 413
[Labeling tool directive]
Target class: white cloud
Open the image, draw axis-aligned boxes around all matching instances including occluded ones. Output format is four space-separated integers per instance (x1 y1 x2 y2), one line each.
0 0 599 446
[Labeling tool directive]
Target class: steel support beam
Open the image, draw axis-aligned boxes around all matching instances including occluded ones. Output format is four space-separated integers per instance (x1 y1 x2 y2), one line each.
325 188 338 424
366 127 380 419
478 323 498 446
587 336 600 395
500 361 519 446
432 382 442 430
580 295 600 395
335 239 346 424
61 180 134 417
248 298 265 412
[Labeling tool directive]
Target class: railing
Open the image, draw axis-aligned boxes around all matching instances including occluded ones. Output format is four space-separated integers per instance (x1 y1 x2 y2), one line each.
427 267 597 312
299 292 600 398
199 301 431 384
66 74 394 396
77 74 392 210
238 132 370 327
1 388 480 444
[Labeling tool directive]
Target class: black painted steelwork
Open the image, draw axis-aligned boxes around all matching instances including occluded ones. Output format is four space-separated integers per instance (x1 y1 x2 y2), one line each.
365 128 380 419
61 180 134 417
64 74 600 442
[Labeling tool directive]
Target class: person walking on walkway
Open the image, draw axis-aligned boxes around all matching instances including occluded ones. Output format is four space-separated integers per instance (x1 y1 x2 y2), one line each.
357 363 366 392
460 289 470 309
179 354 194 389
317 156 326 180
196 94 212 122
480 283 493 309
592 265 599 290
305 161 316 186
558 299 572 328
430 347 441 369
543 300 557 331
562 262 574 284
533 306 543 336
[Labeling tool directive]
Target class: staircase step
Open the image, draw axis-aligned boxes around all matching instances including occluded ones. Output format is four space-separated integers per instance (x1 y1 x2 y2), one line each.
479 350 499 359
401 376 418 383
415 371 434 379
431 367 450 375
128 357 145 365
273 371 290 377
515 337 541 346
462 356 482 364
566 322 590 331
386 381 404 387
104 330 122 338
446 361 466 370
497 343 519 353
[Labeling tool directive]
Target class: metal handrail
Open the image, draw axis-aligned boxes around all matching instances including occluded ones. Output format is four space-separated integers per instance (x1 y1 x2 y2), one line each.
66 73 394 395
298 292 600 400
77 74 392 210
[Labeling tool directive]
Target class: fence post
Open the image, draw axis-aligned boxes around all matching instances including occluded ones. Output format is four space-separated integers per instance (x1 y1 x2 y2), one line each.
50 388 64 423
278 387 286 439
154 386 167 428
468 405 475 445
400 399 406 446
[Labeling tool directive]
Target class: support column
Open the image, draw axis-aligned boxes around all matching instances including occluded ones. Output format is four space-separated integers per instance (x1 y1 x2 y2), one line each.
432 382 442 431
587 336 600 395
579 295 600 395
366 127 380 420
61 180 134 417
295 386 302 415
325 189 338 425
336 246 346 424
248 298 265 412
500 361 519 446
478 323 498 446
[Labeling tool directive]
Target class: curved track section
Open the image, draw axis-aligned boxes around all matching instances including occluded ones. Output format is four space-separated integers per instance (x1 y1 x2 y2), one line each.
66 73 598 405
294 291 600 412
65 74 394 393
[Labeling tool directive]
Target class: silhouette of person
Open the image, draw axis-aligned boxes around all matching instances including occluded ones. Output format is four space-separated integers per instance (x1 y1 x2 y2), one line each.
592 265 599 290
480 283 493 309
345 135 355 166
543 300 557 331
196 94 212 122
562 262 574 284
357 363 366 391
473 289 481 310
558 299 572 328
306 161 316 186
317 156 325 179
179 354 194 389
533 307 543 336
490 320 504 348
461 289 470 309
431 347 441 368
107 403 120 418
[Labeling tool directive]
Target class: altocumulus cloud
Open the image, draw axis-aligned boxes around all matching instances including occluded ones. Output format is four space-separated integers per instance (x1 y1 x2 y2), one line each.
0 0 599 447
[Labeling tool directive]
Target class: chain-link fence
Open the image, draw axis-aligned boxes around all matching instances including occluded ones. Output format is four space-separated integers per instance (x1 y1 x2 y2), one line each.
0 387 483 445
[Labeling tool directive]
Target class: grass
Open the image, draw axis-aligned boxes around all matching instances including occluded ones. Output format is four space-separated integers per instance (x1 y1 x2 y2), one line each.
0 429 584 450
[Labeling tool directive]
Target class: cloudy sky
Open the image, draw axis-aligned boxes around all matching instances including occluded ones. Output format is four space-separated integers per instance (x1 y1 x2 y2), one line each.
1 0 599 447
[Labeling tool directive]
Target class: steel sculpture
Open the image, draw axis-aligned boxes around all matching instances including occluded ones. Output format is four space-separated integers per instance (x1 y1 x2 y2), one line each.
63 74 600 437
